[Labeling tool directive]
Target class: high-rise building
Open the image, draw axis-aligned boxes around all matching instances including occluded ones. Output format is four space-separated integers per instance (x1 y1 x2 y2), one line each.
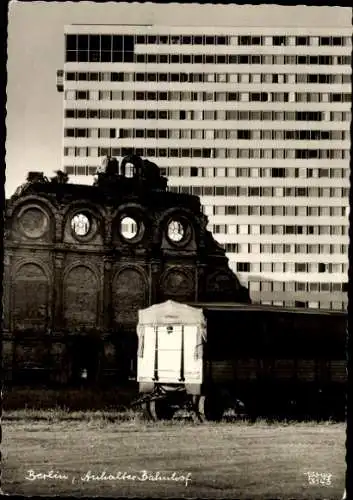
57 10 351 310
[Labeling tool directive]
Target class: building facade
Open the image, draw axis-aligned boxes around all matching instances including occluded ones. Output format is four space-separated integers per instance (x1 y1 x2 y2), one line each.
57 13 351 309
3 156 249 386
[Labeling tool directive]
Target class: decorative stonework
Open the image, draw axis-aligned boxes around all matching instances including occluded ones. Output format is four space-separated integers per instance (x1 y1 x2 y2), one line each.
63 266 98 328
207 271 240 294
161 268 194 300
113 268 148 325
14 342 49 369
18 207 49 239
12 263 49 329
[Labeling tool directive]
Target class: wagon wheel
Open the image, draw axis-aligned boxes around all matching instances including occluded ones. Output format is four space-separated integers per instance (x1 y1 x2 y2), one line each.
148 399 175 421
141 401 154 420
193 395 224 422
191 395 204 423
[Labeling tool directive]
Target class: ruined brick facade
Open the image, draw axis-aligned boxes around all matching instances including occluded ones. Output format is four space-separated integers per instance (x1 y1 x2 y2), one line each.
3 156 249 386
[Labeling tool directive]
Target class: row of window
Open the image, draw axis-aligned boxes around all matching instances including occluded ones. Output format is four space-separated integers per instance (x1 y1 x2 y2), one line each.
134 34 351 47
65 128 349 141
66 50 352 65
236 262 348 273
256 300 346 310
65 70 352 85
223 243 348 255
141 53 352 66
62 143 350 161
63 164 350 183
211 205 348 217
210 224 348 236
66 89 352 103
60 168 350 198
66 50 134 63
63 154 349 181
64 108 351 122
66 33 351 48
170 185 350 198
249 281 348 293
64 165 98 176
162 167 349 179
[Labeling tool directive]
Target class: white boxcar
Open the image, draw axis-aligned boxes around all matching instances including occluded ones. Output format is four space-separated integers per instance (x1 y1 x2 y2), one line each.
135 300 230 421
137 300 206 389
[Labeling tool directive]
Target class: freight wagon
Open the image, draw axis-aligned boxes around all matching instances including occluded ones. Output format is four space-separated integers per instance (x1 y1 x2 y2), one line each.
135 300 346 421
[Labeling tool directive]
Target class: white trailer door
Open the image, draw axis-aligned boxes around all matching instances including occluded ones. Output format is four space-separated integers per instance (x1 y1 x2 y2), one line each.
156 325 183 382
184 325 203 384
137 326 155 382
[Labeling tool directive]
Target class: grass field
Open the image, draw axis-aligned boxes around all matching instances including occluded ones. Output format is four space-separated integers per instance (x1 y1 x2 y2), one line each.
2 411 346 499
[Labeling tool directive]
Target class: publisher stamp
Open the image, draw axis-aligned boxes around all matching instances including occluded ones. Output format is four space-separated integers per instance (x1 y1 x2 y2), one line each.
304 471 332 486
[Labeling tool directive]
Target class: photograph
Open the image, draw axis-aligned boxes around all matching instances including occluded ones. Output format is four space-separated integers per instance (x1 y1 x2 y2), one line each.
3 1 351 498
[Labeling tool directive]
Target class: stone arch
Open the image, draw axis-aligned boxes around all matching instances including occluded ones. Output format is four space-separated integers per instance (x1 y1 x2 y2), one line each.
62 199 107 219
110 202 150 223
157 207 197 225
12 262 50 330
63 264 99 328
7 195 57 219
113 266 149 326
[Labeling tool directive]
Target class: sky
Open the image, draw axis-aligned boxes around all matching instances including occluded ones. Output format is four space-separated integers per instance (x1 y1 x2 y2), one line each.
5 1 351 197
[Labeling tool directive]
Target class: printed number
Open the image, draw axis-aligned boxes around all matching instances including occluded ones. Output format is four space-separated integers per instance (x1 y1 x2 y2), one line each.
305 472 332 486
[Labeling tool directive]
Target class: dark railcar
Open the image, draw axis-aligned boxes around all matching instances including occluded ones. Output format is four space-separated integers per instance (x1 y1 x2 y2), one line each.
198 303 346 420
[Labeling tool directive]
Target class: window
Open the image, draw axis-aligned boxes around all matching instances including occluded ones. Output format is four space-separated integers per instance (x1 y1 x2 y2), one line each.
296 36 310 46
261 263 272 273
261 225 272 235
64 147 75 156
76 91 89 100
261 282 273 292
285 282 295 292
273 36 287 46
272 225 284 235
250 244 260 253
318 263 326 273
238 224 249 235
88 128 98 138
237 262 250 272
250 225 260 235
249 282 261 292
250 92 268 102
77 147 87 157
65 128 75 138
295 263 307 272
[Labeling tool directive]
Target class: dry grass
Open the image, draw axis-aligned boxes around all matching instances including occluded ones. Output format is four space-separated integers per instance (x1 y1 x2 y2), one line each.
2 412 346 499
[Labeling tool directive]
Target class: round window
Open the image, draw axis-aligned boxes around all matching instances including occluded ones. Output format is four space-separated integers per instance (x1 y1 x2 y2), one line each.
120 216 138 240
167 220 185 242
71 213 91 237
19 207 48 238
